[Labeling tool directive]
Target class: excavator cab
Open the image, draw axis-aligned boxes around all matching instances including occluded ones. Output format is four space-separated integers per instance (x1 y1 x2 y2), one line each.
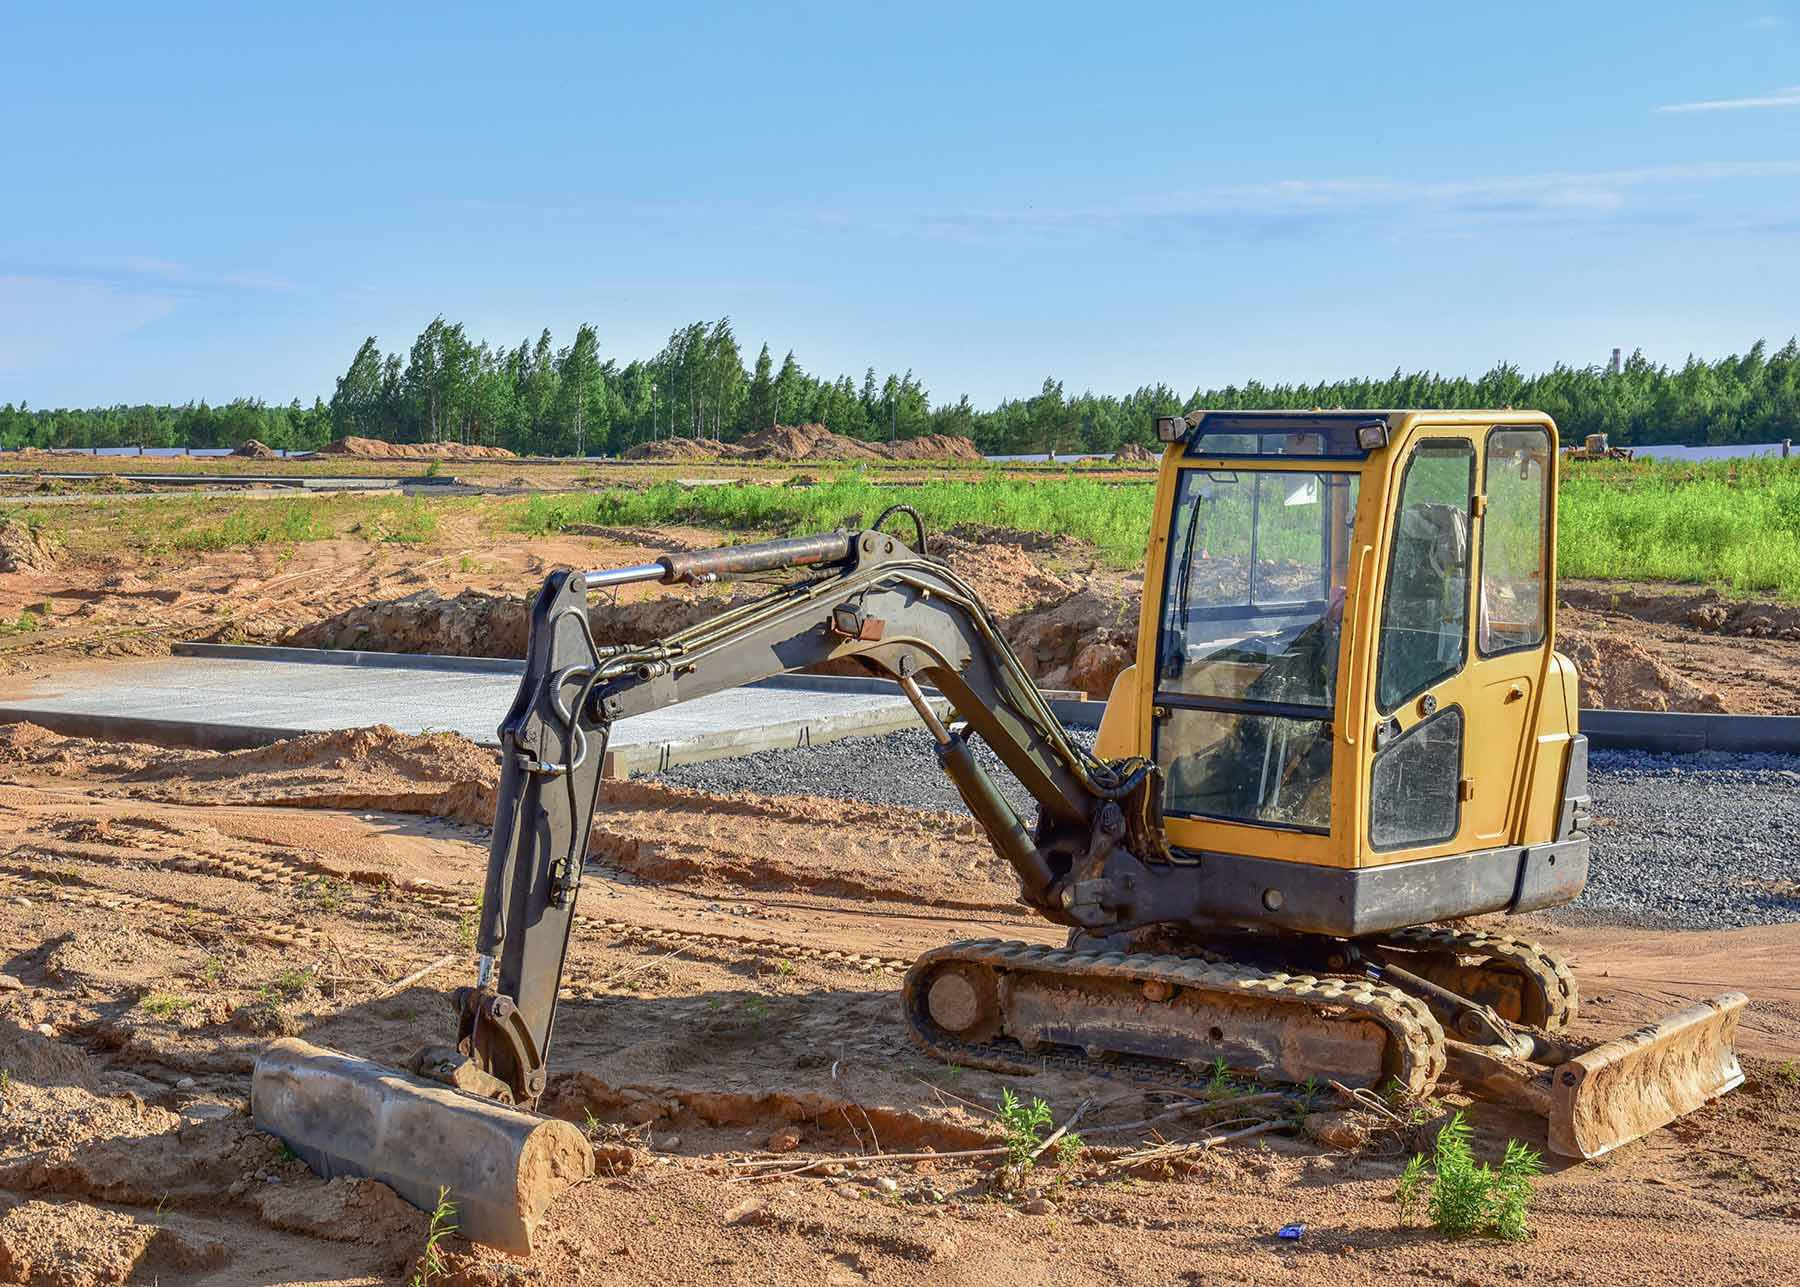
1096 411 1588 938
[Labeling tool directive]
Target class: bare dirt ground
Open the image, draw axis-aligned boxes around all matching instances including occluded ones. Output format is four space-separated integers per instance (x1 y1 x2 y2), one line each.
0 723 1794 1286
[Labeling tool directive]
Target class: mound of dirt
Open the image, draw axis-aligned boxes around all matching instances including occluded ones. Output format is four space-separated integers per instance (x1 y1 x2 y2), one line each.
284 587 756 659
121 724 503 828
1558 628 1727 713
285 588 531 657
0 1198 228 1287
1562 583 1800 642
1112 442 1158 463
622 424 983 464
929 533 1074 617
0 722 501 829
1004 587 1140 697
622 437 723 462
0 518 61 573
740 423 884 462
231 439 277 459
884 433 983 461
316 436 516 461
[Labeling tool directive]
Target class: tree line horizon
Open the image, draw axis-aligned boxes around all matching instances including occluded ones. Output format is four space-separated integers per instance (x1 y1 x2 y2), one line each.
4 318 1800 456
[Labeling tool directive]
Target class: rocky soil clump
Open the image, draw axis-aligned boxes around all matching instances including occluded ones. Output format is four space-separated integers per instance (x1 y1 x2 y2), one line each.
0 518 61 573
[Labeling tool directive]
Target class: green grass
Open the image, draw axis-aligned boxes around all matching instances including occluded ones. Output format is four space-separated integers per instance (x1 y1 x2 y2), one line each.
1395 1110 1543 1241
503 458 1800 598
167 499 335 550
353 496 439 544
1560 457 1800 598
504 476 1159 567
14 491 456 558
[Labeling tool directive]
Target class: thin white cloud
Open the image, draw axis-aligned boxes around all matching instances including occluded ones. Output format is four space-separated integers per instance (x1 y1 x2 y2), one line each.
898 160 1800 246
0 276 178 375
1656 86 1800 112
1747 16 1788 30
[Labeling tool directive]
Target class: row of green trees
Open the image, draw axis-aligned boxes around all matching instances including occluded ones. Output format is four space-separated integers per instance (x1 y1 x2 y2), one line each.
0 397 333 453
6 323 1800 456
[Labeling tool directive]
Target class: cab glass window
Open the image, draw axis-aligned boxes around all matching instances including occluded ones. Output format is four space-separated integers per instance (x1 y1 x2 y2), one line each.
1158 470 1359 707
1376 441 1474 711
1369 707 1464 850
1480 428 1550 655
1154 467 1359 832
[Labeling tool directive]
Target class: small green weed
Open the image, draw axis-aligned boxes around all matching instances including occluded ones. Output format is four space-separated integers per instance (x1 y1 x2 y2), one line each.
1776 1060 1799 1087
139 991 192 1019
997 1087 1054 1169
1054 1132 1086 1167
1395 1110 1543 1242
264 967 314 1000
408 1187 457 1287
0 1068 11 1099
299 877 346 912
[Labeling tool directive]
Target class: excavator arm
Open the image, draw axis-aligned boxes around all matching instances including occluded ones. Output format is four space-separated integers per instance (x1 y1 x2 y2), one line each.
437 521 1163 1108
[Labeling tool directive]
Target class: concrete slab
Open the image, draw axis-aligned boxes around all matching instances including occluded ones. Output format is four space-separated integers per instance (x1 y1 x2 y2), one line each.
0 651 945 775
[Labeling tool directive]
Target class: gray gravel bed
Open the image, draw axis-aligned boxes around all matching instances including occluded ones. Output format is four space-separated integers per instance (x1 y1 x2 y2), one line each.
1557 749 1800 930
651 734 1800 931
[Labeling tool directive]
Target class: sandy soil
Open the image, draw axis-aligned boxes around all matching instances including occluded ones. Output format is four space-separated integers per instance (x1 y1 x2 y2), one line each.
0 723 1793 1286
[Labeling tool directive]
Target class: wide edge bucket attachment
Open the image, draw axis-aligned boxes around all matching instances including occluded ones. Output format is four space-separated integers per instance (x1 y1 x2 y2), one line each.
1548 991 1747 1159
251 1038 594 1254
1447 991 1747 1160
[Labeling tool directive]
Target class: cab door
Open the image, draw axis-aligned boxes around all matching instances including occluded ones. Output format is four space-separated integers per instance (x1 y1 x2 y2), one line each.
1360 425 1553 863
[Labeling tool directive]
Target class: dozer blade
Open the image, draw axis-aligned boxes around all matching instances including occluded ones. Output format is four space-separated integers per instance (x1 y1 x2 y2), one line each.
252 1038 593 1255
1548 991 1747 1160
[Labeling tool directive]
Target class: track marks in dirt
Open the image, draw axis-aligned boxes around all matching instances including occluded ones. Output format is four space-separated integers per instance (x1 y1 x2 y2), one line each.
589 780 1020 912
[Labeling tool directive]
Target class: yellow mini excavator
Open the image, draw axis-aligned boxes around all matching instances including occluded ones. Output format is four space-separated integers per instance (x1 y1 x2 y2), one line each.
252 410 1745 1251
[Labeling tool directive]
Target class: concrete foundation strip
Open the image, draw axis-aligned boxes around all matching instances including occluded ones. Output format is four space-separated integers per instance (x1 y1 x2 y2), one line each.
1 642 1790 786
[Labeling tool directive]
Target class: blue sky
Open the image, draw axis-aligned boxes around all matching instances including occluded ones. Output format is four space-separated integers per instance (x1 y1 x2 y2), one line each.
3 2 1798 409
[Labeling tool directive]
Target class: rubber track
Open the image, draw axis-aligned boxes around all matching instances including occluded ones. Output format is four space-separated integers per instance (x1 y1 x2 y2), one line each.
902 939 1446 1097
1379 926 1579 1029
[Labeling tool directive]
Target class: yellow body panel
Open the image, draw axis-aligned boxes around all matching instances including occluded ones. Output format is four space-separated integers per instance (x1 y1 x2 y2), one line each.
1131 410 1569 872
1093 665 1139 760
